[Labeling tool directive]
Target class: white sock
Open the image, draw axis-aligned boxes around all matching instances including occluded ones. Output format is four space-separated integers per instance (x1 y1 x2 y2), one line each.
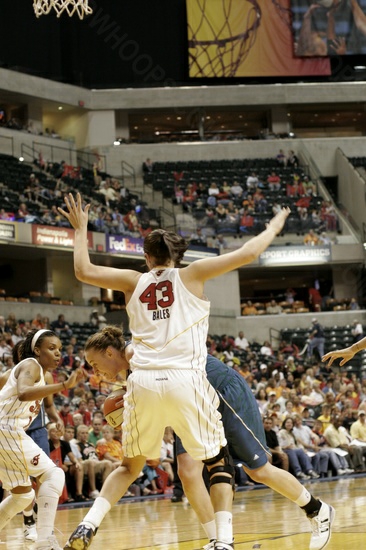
202 520 216 541
215 511 233 544
0 492 34 531
82 497 112 530
37 496 59 541
295 487 311 507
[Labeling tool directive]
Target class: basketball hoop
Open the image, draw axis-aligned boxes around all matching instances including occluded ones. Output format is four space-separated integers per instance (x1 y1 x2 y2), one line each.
33 0 93 19
188 0 262 78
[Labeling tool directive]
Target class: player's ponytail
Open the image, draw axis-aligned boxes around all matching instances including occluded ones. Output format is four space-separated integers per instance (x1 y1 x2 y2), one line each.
85 325 126 355
144 229 188 267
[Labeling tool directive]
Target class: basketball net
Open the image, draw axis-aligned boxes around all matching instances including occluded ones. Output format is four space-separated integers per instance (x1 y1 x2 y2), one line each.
33 0 93 19
188 0 262 77
270 0 293 32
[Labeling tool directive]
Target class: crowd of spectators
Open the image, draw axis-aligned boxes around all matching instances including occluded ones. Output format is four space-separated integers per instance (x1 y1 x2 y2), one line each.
0 153 157 238
0 149 341 249
143 154 340 242
240 295 360 316
0 115 63 140
208 329 366 480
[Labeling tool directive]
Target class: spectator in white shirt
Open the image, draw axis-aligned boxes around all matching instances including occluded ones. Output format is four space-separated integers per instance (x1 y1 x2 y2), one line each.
234 331 249 350
352 320 364 343
260 341 273 356
246 172 259 191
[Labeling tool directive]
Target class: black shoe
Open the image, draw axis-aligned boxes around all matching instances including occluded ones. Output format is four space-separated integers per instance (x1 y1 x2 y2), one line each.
171 495 183 503
75 494 88 502
63 524 97 549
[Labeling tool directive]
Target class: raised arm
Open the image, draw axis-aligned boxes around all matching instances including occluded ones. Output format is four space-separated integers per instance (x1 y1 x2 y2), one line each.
350 0 366 36
322 336 366 366
296 4 322 56
181 208 290 289
58 193 141 298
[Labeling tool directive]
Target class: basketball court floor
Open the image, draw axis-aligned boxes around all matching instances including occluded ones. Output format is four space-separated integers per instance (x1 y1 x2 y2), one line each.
1 476 365 549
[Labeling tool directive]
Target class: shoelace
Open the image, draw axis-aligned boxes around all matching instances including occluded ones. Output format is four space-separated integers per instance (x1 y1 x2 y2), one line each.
310 514 329 536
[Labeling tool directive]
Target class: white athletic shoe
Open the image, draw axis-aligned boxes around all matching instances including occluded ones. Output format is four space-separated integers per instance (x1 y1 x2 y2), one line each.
89 489 100 499
23 523 38 542
35 534 62 550
309 501 335 550
203 541 216 550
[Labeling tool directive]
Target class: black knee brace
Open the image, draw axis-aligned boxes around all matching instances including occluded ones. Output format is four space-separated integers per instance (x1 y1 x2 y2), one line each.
203 445 236 489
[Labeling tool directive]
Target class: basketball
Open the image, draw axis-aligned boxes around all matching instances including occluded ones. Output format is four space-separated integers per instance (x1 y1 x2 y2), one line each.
103 388 126 428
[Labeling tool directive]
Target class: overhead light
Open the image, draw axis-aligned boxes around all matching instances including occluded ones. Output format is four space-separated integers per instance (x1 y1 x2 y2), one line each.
354 65 366 70
289 132 295 137
58 106 63 111
113 140 121 146
19 156 24 162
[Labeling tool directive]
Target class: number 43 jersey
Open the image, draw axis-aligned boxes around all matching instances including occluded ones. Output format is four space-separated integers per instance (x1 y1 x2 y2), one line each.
127 267 210 371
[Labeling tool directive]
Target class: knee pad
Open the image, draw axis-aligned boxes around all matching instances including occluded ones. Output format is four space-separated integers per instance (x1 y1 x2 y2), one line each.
203 446 235 490
12 488 35 510
38 466 65 498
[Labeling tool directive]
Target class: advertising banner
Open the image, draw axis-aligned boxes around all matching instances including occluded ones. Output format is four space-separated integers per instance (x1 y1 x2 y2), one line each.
0 222 15 241
32 225 93 249
259 245 332 266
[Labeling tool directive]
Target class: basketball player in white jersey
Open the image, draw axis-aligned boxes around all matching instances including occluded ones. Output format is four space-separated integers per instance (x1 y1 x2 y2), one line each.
0 341 65 543
0 328 84 550
60 192 289 550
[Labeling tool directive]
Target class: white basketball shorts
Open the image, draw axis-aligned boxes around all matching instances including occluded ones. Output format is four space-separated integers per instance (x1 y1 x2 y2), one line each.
122 369 227 461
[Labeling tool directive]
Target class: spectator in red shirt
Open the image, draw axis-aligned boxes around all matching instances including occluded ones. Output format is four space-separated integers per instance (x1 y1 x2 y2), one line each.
60 400 74 427
267 171 281 192
77 399 92 426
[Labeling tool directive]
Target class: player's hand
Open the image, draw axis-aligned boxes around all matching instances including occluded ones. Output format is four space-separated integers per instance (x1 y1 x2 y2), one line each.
56 420 65 435
58 192 90 231
322 347 355 367
266 207 291 235
329 37 346 55
64 368 85 389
